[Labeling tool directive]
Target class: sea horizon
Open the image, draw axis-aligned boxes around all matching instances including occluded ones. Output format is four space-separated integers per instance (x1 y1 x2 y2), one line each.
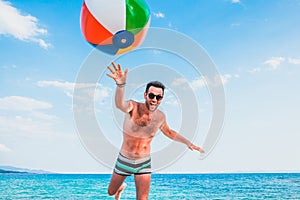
1 165 300 175
1 172 299 199
54 171 300 175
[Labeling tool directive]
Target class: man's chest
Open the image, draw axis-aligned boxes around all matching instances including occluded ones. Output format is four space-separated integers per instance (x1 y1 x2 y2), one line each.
130 115 160 135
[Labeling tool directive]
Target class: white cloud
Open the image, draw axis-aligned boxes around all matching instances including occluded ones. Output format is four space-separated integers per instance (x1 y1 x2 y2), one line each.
172 74 238 90
230 23 240 27
264 56 300 68
288 57 300 65
30 111 59 121
164 99 178 106
231 0 241 3
0 96 60 137
153 12 165 18
263 57 285 70
220 74 235 85
37 80 108 91
37 80 76 91
37 80 111 102
164 91 179 106
0 114 59 137
193 74 238 89
249 56 300 74
191 76 207 89
37 80 112 115
0 0 51 49
248 67 262 74
0 96 52 111
171 76 207 90
168 22 173 28
0 144 11 152
171 77 188 87
1 64 17 69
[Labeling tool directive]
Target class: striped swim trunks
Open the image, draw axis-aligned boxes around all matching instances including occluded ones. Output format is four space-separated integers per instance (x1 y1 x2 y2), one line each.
114 153 151 176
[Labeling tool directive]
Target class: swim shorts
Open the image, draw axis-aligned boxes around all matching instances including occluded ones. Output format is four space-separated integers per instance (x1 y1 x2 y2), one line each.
114 153 151 176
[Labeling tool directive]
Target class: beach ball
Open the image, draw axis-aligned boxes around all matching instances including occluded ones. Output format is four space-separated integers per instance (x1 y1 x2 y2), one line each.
80 0 151 55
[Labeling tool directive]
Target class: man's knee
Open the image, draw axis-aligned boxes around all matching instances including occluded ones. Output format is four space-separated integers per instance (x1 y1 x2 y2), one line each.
107 187 116 196
136 195 148 200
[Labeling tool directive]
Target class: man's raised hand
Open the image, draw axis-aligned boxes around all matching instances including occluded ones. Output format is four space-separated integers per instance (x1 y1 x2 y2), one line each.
106 62 128 85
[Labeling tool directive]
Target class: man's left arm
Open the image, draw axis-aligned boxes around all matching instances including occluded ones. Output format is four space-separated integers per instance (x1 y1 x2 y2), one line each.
160 121 205 153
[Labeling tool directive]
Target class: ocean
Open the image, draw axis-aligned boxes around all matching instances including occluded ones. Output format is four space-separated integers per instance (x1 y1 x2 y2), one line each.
1 173 299 199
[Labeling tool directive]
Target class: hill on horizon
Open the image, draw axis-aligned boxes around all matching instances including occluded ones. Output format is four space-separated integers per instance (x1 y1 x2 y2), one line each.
0 166 52 174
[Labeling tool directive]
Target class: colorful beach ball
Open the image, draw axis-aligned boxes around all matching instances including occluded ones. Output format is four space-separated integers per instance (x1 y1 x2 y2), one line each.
80 0 151 55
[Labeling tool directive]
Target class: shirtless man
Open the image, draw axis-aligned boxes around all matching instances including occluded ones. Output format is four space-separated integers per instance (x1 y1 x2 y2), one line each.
106 62 205 200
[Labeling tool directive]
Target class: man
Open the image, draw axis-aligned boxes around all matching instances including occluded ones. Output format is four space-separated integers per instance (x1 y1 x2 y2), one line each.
106 62 205 200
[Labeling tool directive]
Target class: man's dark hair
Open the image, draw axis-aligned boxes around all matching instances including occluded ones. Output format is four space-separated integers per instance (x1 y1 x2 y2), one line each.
145 81 165 94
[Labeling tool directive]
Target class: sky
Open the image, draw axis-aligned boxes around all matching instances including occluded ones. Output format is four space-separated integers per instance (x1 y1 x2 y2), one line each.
1 0 300 173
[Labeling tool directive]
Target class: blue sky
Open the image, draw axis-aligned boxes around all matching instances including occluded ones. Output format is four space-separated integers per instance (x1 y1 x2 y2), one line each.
1 0 300 173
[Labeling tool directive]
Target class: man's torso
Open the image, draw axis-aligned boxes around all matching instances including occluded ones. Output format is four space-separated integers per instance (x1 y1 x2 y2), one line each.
121 101 164 159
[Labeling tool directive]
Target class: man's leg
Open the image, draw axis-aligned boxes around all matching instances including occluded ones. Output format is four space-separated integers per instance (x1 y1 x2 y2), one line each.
134 173 151 200
108 172 127 199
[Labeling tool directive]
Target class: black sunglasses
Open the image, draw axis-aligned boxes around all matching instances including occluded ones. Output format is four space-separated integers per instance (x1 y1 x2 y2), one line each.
148 93 163 101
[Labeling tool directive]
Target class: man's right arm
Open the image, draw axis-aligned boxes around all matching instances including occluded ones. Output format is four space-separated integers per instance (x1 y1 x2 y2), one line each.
115 85 133 113
106 62 133 113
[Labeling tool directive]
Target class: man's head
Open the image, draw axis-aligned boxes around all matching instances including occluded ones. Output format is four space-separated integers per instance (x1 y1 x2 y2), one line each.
144 81 165 112
145 81 165 94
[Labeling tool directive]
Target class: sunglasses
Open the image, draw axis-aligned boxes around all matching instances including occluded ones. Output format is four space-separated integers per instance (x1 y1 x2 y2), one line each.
148 93 163 101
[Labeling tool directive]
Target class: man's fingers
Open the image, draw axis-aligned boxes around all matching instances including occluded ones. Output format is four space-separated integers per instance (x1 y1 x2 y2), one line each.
111 62 117 71
189 144 205 153
107 63 127 81
197 147 204 153
192 145 204 153
199 148 205 153
124 68 128 76
107 66 114 74
106 73 115 79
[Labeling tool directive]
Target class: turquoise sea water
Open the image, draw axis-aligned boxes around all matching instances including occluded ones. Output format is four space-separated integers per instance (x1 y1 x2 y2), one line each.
1 173 299 199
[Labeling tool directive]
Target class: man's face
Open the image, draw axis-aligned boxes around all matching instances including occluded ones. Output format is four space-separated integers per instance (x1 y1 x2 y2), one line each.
144 86 164 112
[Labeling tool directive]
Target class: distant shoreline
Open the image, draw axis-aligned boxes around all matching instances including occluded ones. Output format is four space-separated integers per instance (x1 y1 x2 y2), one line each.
1 171 300 175
0 166 52 174
0 169 28 174
1 166 300 175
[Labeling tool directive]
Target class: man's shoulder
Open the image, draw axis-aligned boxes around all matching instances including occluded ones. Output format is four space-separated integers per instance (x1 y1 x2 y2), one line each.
156 109 165 118
128 100 139 108
128 100 138 104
